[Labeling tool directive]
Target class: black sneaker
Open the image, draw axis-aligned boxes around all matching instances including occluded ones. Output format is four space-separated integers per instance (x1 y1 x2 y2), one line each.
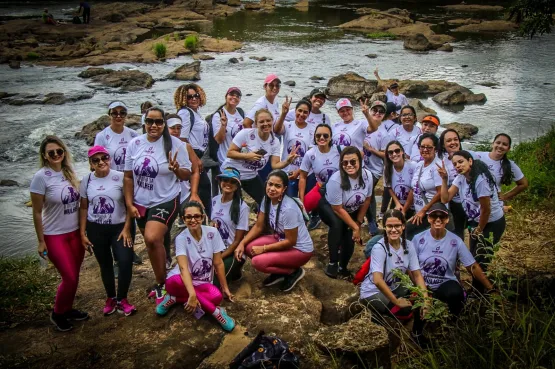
263 274 285 287
338 267 353 281
64 309 89 321
50 311 73 332
324 263 338 279
132 252 143 265
280 268 306 292
307 214 322 231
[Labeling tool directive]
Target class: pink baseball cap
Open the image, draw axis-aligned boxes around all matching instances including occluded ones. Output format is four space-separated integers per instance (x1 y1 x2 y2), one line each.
88 145 109 158
336 98 353 110
264 74 280 85
226 87 242 96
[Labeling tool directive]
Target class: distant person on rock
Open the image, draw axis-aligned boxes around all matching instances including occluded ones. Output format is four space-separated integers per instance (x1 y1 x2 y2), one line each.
140 101 153 126
78 2 91 24
374 68 409 113
42 8 58 25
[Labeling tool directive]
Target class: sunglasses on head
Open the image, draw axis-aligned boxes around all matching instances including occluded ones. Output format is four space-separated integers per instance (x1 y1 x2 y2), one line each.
144 118 165 126
187 93 201 100
91 155 110 164
315 133 330 140
371 108 385 115
429 213 448 220
184 214 203 221
387 148 402 155
46 149 64 158
342 159 358 167
110 110 127 118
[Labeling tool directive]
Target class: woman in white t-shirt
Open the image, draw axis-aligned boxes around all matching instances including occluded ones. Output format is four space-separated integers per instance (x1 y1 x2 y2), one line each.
439 150 505 292
79 146 136 317
156 202 236 332
319 146 373 279
274 98 315 197
407 114 440 163
212 87 245 172
285 88 332 127
332 98 378 151
474 133 528 203
389 106 422 155
413 203 494 316
210 167 249 284
383 140 416 220
124 107 192 306
30 136 87 332
235 170 314 292
222 108 298 207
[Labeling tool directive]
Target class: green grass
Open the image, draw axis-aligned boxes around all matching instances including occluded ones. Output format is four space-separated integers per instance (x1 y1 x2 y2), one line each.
152 42 167 59
366 31 397 39
173 32 180 41
26 52 40 60
184 34 199 52
163 34 170 42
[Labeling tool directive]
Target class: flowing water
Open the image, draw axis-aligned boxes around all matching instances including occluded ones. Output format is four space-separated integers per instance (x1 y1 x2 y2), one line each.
0 0 554 256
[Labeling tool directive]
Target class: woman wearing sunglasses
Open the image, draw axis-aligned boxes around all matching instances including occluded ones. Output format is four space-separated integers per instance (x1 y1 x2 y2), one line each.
156 202 236 332
79 146 136 317
124 107 192 306
210 167 249 284
383 140 416 219
31 136 87 331
438 151 505 292
390 106 422 155
407 115 440 163
174 83 212 217
319 146 373 279
332 98 379 152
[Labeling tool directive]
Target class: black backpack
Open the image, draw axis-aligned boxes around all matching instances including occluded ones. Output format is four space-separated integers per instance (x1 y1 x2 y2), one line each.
205 105 245 162
177 106 196 134
229 331 300 369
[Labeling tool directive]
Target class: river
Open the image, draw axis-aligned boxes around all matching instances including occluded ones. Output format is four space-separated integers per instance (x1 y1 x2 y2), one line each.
0 0 554 256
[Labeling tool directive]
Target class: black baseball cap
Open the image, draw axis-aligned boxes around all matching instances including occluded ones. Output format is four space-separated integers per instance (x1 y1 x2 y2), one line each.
385 102 397 115
310 88 327 99
427 203 449 215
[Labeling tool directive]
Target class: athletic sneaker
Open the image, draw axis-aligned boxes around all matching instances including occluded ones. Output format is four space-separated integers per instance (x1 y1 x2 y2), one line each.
156 294 176 316
214 307 235 332
324 263 338 279
153 284 167 305
307 214 321 231
280 268 306 292
103 297 117 316
338 267 353 281
132 252 143 265
64 309 89 321
50 311 73 332
263 274 285 287
117 298 137 316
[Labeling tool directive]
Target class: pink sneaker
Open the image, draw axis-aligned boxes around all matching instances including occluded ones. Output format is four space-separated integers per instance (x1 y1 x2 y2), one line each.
103 297 117 316
117 298 137 317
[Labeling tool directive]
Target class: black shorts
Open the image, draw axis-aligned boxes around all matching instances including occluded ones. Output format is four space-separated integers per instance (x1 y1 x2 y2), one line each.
136 197 179 229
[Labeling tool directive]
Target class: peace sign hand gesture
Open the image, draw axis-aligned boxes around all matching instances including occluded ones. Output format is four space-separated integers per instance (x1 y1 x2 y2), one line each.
360 98 370 115
219 109 228 126
436 160 448 181
286 145 299 164
281 96 292 115
168 149 180 173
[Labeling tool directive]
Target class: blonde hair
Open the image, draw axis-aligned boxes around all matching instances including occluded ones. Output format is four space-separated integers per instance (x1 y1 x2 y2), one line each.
38 135 79 189
173 84 207 110
254 108 273 125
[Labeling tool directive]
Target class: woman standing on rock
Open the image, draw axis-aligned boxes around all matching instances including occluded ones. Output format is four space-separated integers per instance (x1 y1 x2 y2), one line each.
31 135 88 332
79 146 136 317
156 201 236 332
124 107 192 306
332 98 379 152
383 140 416 220
389 106 422 155
319 146 373 279
274 98 315 197
222 109 298 207
174 83 212 216
234 170 313 292
374 68 409 113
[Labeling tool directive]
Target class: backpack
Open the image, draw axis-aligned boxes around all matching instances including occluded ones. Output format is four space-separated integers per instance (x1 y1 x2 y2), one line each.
291 197 310 222
178 106 196 134
229 331 300 369
206 106 245 162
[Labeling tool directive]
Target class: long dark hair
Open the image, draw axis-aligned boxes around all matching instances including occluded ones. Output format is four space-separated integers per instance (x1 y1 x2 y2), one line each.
145 107 172 161
382 209 408 255
438 128 461 159
383 140 405 187
313 123 333 147
452 150 497 201
400 105 416 117
180 200 205 217
295 99 312 113
221 167 244 225
339 146 365 191
493 133 514 185
262 170 289 233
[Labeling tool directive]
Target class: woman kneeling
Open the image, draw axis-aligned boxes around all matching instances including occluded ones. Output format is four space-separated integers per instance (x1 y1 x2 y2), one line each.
156 202 236 332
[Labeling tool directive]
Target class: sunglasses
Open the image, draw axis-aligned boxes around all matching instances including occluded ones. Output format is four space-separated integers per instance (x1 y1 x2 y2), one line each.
184 214 203 221
313 95 326 102
401 113 415 118
144 118 165 126
419 145 435 151
385 224 403 230
187 93 201 100
387 148 402 155
46 149 64 158
342 159 358 167
429 213 448 220
315 133 330 140
110 111 127 118
371 108 385 115
91 155 110 164
268 83 281 89
220 177 238 184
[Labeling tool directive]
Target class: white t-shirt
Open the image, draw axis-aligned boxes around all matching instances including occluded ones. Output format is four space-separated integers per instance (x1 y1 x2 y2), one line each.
167 226 226 286
363 129 389 178
389 125 421 154
124 134 192 207
300 146 341 185
413 229 475 291
94 126 139 171
285 110 331 127
281 121 314 173
386 90 409 113
332 119 368 151
178 107 209 152
385 161 416 206
473 152 525 189
212 108 245 163
246 96 280 124
379 119 398 135
211 195 250 249
360 239 420 299
325 168 373 213
80 170 126 225
30 167 80 235
443 150 475 203
260 196 313 253
452 173 504 223
221 128 281 180
410 159 443 213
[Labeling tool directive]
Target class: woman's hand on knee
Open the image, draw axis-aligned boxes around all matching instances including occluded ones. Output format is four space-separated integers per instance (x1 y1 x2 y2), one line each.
395 297 412 309
234 243 245 261
117 228 133 248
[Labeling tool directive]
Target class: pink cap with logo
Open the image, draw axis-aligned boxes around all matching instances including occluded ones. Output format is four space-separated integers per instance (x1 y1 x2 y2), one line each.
335 98 352 110
88 145 109 158
264 74 280 85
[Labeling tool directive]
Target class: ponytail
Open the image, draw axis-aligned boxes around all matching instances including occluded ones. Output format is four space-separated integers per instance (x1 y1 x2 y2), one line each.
494 133 513 186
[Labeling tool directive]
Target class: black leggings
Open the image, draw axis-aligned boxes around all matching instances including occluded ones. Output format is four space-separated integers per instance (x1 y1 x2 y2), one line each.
318 197 357 269
87 221 133 299
432 280 465 316
380 187 393 214
469 216 506 292
194 149 212 217
365 173 380 232
241 176 265 207
450 200 467 240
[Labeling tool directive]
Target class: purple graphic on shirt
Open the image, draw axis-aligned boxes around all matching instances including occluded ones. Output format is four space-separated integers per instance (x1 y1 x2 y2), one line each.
345 193 365 212
114 147 126 167
318 168 337 183
191 258 212 282
394 184 410 202
231 123 243 138
334 133 351 147
422 257 448 277
288 139 306 166
213 218 230 244
464 201 481 221
363 146 371 165
61 186 80 204
92 196 115 215
134 156 159 178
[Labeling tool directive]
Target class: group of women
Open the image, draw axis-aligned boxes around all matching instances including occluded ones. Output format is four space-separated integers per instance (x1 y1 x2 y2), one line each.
30 73 527 336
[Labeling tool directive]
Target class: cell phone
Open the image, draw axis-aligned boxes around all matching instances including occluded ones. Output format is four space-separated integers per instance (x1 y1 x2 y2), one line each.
193 305 205 319
255 148 267 156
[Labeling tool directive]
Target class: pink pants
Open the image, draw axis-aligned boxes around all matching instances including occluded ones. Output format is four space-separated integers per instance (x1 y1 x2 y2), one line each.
303 184 322 213
165 275 222 314
44 230 84 314
246 235 313 275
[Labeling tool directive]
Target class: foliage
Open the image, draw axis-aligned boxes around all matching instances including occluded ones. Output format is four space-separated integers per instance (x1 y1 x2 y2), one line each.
509 0 555 37
173 32 180 41
152 42 167 59
26 52 40 60
366 32 397 39
0 256 58 325
163 34 170 42
184 34 199 52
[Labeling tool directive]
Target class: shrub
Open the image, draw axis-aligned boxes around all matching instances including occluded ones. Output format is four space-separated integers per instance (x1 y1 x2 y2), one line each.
163 34 170 42
152 42 167 59
366 31 397 39
26 52 40 60
184 34 199 52
173 32 180 41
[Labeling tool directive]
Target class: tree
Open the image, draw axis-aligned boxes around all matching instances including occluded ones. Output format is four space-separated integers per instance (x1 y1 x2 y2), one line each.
509 0 555 37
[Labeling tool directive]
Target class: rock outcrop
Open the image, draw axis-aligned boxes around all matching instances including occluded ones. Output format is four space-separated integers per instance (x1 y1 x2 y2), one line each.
167 61 201 81
453 20 519 33
432 88 486 106
442 122 479 139
403 33 432 51
79 68 154 92
76 114 142 145
327 72 379 100
408 98 437 122
1 92 94 106
0 179 19 186
437 4 504 12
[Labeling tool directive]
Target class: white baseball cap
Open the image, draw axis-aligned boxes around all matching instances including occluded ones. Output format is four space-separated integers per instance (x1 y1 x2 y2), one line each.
335 98 352 110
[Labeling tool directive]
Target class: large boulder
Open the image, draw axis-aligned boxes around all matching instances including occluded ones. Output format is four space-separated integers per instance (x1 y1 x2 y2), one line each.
403 33 432 51
0 179 19 186
339 9 412 31
408 98 437 122
167 61 201 81
79 68 154 92
327 72 378 100
78 67 113 78
76 114 142 146
453 20 518 33
432 89 487 106
442 122 479 139
2 92 95 106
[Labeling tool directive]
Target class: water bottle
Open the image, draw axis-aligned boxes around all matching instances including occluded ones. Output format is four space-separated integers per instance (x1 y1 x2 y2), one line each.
39 251 49 269
240 144 248 154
